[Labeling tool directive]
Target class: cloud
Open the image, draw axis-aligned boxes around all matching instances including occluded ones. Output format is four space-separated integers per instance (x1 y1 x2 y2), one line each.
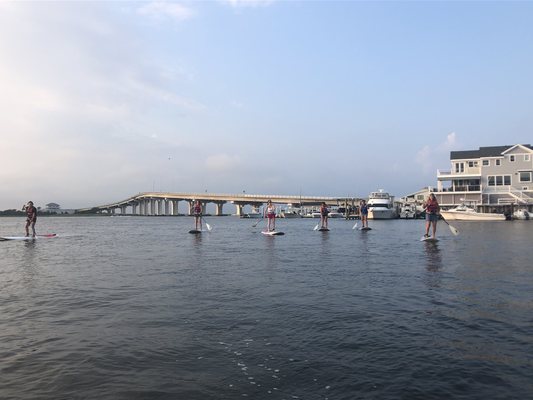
440 131 457 151
137 2 195 22
415 145 433 175
415 132 460 175
221 0 275 8
205 154 241 171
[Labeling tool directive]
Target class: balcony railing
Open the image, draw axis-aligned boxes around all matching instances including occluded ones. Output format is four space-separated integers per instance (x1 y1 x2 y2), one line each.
439 185 481 192
437 168 481 176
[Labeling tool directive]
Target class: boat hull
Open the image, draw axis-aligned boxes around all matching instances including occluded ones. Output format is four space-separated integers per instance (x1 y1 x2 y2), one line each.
368 208 397 220
440 210 506 221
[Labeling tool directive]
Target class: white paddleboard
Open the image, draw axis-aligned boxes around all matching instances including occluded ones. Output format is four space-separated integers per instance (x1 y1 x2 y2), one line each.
261 231 285 236
0 233 57 241
420 236 439 242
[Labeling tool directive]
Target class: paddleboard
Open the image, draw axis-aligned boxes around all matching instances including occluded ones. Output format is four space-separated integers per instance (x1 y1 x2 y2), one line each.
0 233 57 241
188 230 202 234
318 228 330 232
420 236 439 242
360 227 372 231
261 231 285 236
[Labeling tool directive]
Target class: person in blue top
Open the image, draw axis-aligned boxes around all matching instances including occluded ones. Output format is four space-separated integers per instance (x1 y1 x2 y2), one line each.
320 202 329 229
359 200 369 228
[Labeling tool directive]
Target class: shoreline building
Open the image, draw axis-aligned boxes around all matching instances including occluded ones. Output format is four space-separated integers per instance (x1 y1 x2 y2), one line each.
434 144 533 213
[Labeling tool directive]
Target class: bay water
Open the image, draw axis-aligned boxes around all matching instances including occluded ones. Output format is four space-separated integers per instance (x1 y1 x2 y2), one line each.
0 216 532 399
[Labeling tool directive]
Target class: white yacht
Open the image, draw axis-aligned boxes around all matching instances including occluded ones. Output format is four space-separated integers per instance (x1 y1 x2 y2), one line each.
440 204 506 221
367 189 398 219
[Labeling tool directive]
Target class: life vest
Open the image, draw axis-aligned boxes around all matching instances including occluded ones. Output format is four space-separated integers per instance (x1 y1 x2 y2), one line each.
26 206 37 221
426 199 438 214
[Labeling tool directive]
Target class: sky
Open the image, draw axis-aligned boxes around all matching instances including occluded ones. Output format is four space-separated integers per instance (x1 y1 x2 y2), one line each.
1 0 533 210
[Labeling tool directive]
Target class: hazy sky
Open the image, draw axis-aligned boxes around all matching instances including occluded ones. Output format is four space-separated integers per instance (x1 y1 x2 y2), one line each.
1 1 532 210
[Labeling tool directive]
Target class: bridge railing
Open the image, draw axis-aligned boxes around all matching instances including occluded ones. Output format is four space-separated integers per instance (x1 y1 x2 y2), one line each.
77 192 356 213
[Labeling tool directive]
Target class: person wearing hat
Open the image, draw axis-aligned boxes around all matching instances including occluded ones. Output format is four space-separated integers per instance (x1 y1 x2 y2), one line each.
23 201 37 237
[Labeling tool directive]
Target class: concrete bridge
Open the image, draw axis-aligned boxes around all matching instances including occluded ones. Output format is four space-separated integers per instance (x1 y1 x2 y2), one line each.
76 192 358 216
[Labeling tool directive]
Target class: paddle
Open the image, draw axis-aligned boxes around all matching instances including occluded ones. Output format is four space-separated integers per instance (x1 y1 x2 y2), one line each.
201 217 212 232
352 221 358 230
314 220 320 230
440 214 459 236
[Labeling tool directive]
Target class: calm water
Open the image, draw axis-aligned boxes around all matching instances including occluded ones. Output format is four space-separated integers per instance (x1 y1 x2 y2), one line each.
0 216 532 400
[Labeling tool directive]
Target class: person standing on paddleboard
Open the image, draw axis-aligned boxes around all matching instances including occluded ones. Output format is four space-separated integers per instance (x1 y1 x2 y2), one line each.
23 201 37 237
360 200 369 228
193 200 202 231
265 199 276 232
320 202 329 229
423 193 440 239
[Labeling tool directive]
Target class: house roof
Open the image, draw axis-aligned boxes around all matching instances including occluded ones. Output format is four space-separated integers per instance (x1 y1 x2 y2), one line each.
450 144 533 160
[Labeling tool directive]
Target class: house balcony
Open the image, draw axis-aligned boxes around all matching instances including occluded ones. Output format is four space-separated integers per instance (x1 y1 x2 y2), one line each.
437 168 481 181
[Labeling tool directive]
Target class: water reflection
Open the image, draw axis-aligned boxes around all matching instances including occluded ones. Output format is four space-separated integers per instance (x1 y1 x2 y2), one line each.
423 241 442 289
319 229 331 258
424 241 442 271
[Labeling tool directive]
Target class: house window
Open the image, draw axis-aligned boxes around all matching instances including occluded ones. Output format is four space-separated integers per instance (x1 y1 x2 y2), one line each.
468 161 478 167
510 155 515 162
455 162 464 173
520 172 532 182
482 160 490 166
496 159 501 166
526 155 531 162
504 175 511 185
489 175 512 186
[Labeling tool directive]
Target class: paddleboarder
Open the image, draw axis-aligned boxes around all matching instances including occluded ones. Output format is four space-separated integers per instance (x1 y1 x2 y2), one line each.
193 200 202 231
264 199 276 232
423 193 440 239
320 202 329 229
23 201 37 237
359 199 369 229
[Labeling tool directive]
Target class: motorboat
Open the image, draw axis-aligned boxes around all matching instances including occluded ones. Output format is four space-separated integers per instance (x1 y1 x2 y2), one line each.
242 206 262 219
513 209 530 220
367 189 398 219
399 203 424 219
281 206 301 218
328 210 344 218
440 204 506 221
